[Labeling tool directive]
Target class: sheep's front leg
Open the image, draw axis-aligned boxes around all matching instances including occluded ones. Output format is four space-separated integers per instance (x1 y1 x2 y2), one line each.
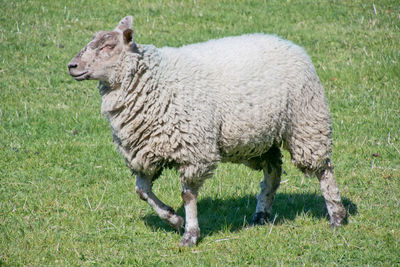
317 164 346 227
135 173 184 231
180 185 200 246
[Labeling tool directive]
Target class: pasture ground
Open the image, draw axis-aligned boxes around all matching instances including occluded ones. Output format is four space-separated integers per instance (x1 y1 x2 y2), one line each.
1 0 399 265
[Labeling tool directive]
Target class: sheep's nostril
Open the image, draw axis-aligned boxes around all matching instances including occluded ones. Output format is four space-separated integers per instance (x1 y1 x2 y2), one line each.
68 63 77 70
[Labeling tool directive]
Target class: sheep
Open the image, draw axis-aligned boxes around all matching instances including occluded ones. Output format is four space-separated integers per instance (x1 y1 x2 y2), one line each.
68 16 346 246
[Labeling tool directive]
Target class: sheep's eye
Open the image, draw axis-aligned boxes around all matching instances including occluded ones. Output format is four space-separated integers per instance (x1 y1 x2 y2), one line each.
101 44 116 50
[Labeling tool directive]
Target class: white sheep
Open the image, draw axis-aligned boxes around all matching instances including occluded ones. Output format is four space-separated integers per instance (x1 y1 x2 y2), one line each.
68 16 346 246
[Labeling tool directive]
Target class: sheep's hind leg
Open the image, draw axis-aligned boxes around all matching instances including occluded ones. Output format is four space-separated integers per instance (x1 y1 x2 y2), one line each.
135 173 184 231
317 163 346 227
180 184 201 246
251 145 282 225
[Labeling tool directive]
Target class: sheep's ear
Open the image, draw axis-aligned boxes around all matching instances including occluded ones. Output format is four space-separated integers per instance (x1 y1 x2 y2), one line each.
115 16 133 32
123 29 134 46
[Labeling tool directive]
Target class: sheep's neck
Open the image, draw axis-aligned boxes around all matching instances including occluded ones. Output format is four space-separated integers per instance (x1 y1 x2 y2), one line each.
99 46 171 173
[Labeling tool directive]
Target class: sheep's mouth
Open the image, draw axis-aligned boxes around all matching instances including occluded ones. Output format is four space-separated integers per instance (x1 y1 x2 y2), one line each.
70 71 90 81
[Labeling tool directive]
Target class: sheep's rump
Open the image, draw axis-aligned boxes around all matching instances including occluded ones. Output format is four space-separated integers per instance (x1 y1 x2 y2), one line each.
158 34 331 169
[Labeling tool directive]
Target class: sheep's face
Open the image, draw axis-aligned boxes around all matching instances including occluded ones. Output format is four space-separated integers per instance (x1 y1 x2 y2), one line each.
68 16 134 83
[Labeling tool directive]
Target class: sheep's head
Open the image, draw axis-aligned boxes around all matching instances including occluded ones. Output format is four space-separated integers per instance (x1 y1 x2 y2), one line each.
68 16 134 82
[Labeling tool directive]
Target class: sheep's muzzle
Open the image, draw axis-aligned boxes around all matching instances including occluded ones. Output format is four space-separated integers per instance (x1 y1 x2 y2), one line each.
68 59 90 81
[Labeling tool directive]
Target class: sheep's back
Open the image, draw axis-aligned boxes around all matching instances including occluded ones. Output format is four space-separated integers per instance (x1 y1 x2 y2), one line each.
160 34 319 161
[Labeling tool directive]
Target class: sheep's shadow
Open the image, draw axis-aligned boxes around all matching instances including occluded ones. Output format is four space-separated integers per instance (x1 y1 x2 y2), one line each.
142 193 357 236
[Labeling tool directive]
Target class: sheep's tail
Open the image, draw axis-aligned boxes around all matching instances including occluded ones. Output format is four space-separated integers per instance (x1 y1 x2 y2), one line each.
284 74 332 174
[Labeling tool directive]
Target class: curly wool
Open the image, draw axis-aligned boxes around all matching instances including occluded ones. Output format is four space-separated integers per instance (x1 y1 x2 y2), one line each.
98 34 332 185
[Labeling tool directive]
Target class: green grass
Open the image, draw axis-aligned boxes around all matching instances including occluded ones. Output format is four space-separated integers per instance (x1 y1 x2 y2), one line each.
1 0 399 265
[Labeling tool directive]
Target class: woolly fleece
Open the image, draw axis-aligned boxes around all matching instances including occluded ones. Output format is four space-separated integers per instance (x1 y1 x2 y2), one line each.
99 33 332 186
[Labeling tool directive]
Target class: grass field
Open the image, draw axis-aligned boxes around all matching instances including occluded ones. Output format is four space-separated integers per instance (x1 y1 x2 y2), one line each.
1 0 399 265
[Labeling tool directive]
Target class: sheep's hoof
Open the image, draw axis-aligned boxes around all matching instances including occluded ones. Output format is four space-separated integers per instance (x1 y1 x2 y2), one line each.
329 206 347 228
168 214 184 232
329 217 344 229
250 212 270 226
163 206 184 232
179 228 200 247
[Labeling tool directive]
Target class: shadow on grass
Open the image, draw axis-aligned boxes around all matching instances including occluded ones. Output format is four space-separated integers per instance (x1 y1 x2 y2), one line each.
142 193 357 236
